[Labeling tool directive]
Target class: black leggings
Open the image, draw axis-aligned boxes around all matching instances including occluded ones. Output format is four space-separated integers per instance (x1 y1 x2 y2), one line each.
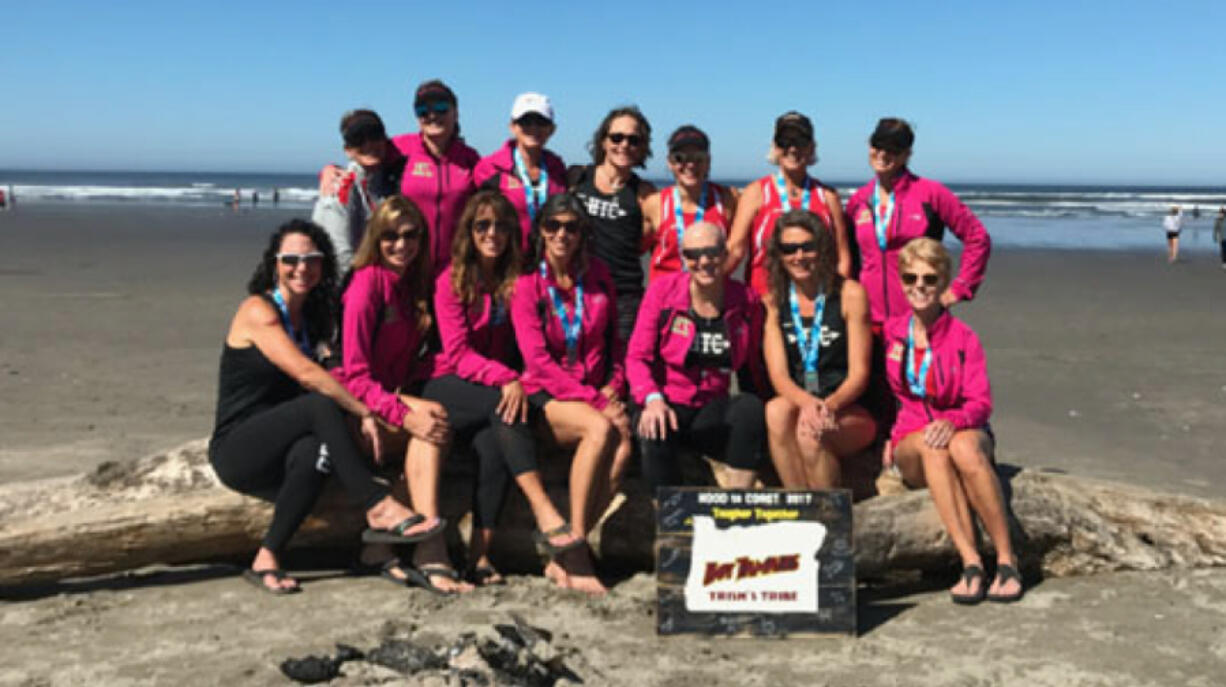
634 394 765 491
209 392 387 553
422 375 536 528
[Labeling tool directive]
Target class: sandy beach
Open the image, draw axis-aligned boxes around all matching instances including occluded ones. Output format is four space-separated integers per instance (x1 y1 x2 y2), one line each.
2 205 1225 684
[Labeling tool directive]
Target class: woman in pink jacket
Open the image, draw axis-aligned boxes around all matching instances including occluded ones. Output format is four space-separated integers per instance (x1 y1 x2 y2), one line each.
473 92 567 251
627 221 767 492
332 195 471 595
511 193 631 595
884 237 1020 605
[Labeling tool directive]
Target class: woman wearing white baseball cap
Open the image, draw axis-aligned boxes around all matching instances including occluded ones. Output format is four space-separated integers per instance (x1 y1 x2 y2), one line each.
474 92 568 250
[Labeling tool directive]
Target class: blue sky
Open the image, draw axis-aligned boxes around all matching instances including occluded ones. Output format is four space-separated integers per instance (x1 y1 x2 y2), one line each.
2 1 1223 184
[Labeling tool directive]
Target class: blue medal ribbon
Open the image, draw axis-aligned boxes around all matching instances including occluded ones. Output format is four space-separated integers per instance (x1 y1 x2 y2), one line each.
905 315 933 398
513 147 548 223
672 183 707 272
774 172 811 213
789 283 826 391
271 288 313 357
540 262 583 363
871 179 895 251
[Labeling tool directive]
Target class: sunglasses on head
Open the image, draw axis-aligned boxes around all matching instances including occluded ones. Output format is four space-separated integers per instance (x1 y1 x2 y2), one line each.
277 252 324 268
901 272 940 287
779 240 818 255
379 228 420 243
681 245 725 261
541 218 581 235
414 100 452 117
473 219 512 235
606 132 643 147
515 113 552 128
669 151 709 165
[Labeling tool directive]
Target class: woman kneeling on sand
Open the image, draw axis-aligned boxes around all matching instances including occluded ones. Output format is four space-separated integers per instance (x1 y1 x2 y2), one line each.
209 219 436 595
626 221 768 493
331 196 473 595
884 237 1021 604
510 193 632 595
763 210 877 489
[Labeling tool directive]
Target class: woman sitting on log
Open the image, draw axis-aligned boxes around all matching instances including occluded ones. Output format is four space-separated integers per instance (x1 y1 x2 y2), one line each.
209 219 436 595
626 221 768 493
884 237 1021 604
763 209 876 490
331 196 472 595
510 193 631 595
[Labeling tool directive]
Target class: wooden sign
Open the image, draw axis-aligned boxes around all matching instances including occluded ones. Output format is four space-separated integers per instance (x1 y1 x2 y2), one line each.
655 488 855 637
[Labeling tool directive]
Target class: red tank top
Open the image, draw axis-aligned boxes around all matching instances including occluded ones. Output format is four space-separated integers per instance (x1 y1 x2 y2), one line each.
649 182 729 281
746 173 832 296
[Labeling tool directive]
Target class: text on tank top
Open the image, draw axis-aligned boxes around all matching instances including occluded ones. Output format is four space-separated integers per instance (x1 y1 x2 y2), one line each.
780 290 847 398
684 310 732 369
572 166 645 296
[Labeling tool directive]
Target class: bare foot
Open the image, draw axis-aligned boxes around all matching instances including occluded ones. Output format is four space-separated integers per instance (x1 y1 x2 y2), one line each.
544 560 570 589
557 546 607 596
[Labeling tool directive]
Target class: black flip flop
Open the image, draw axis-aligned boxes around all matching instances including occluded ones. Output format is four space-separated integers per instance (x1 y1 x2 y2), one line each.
987 564 1025 603
532 523 586 558
467 565 506 587
403 564 462 597
361 515 446 545
951 564 986 605
242 568 301 595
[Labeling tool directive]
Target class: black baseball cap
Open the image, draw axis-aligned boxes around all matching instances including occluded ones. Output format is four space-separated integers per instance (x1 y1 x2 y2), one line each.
414 80 457 107
667 125 710 153
773 111 814 148
340 110 388 148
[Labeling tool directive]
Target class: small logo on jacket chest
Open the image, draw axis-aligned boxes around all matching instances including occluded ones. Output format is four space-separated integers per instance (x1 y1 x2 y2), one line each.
411 162 434 178
887 341 904 362
856 208 872 225
671 314 693 337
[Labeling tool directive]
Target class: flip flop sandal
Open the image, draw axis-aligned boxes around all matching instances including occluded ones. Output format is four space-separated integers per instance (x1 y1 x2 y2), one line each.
361 515 447 545
467 565 506 587
987 564 1025 603
532 523 586 559
950 564 986 605
242 568 301 595
403 564 462 597
377 558 417 589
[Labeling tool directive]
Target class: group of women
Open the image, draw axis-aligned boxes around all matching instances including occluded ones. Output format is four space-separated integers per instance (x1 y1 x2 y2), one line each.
210 79 1022 604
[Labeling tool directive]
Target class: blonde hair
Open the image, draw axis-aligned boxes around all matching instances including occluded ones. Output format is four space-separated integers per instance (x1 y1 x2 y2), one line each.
898 237 952 284
352 195 432 332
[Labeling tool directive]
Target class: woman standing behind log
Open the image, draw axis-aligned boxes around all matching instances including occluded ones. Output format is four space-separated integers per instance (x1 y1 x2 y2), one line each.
884 237 1020 604
210 219 438 595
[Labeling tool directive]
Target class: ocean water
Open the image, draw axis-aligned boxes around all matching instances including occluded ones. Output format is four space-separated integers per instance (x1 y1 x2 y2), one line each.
1 170 1223 252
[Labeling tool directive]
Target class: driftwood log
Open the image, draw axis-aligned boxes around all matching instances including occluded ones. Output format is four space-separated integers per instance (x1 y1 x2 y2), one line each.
1 439 1224 587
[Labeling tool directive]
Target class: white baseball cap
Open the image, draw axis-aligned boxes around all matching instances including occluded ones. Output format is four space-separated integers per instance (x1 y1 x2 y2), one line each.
511 92 554 123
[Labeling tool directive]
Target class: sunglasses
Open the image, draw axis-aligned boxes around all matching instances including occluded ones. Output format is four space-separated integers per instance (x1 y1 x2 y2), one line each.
515 114 552 128
541 218 581 235
277 252 324 268
681 245 725 261
669 151 709 165
779 240 818 255
414 100 452 117
380 228 420 243
901 272 940 287
473 219 512 235
606 132 643 147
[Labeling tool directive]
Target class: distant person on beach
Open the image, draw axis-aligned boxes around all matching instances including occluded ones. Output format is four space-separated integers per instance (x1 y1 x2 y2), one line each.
313 109 407 270
331 196 473 595
884 237 1021 604
641 125 737 282
1214 208 1226 269
726 111 852 296
272 188 280 205
232 188 241 212
252 191 259 207
510 193 630 595
568 106 658 342
626 221 768 493
1192 205 1200 219
763 210 876 490
474 92 567 251
209 219 438 595
1163 206 1184 263
0 186 7 210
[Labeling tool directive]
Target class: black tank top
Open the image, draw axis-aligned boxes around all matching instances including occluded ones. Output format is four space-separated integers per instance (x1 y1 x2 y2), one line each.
779 290 848 398
212 296 304 439
570 165 645 298
684 310 732 369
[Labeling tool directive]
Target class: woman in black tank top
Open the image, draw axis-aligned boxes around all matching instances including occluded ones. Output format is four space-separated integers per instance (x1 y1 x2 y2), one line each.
568 106 657 342
762 210 877 491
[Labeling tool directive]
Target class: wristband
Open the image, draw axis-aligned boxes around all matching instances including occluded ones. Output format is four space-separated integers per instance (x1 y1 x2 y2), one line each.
645 392 665 405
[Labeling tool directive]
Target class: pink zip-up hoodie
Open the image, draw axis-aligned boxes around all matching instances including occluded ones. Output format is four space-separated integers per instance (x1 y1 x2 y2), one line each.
511 257 624 410
432 265 519 387
473 139 567 251
331 265 433 427
392 133 481 277
626 272 766 407
846 170 991 325
883 310 992 446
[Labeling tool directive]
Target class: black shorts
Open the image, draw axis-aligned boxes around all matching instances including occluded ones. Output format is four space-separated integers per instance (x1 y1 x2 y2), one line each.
1166 231 1181 240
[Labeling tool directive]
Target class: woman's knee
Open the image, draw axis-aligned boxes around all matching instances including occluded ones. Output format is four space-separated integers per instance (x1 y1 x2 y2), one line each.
765 396 798 433
948 431 993 475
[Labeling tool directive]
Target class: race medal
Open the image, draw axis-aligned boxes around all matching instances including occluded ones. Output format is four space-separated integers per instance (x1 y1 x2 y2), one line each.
804 370 822 394
566 345 578 366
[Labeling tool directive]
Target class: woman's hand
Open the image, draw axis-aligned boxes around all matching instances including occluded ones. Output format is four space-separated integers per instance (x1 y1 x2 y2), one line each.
797 398 837 440
401 398 451 445
599 384 620 403
637 397 678 441
360 413 384 463
600 395 630 434
496 380 529 425
923 419 956 449
318 164 344 196
939 290 960 308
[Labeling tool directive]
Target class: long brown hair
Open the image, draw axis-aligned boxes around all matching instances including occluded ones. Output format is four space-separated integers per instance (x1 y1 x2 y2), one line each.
767 209 841 308
352 195 432 332
528 193 591 277
451 190 523 306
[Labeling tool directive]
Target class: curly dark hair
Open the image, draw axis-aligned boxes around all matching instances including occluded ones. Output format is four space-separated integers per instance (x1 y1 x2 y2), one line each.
525 192 591 275
246 218 339 347
767 209 841 310
587 106 652 168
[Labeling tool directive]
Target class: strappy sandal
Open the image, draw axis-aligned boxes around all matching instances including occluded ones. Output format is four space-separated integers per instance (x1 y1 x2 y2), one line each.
361 515 447 545
241 568 301 595
951 564 986 605
466 565 506 587
987 563 1025 603
403 564 463 597
532 523 586 559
